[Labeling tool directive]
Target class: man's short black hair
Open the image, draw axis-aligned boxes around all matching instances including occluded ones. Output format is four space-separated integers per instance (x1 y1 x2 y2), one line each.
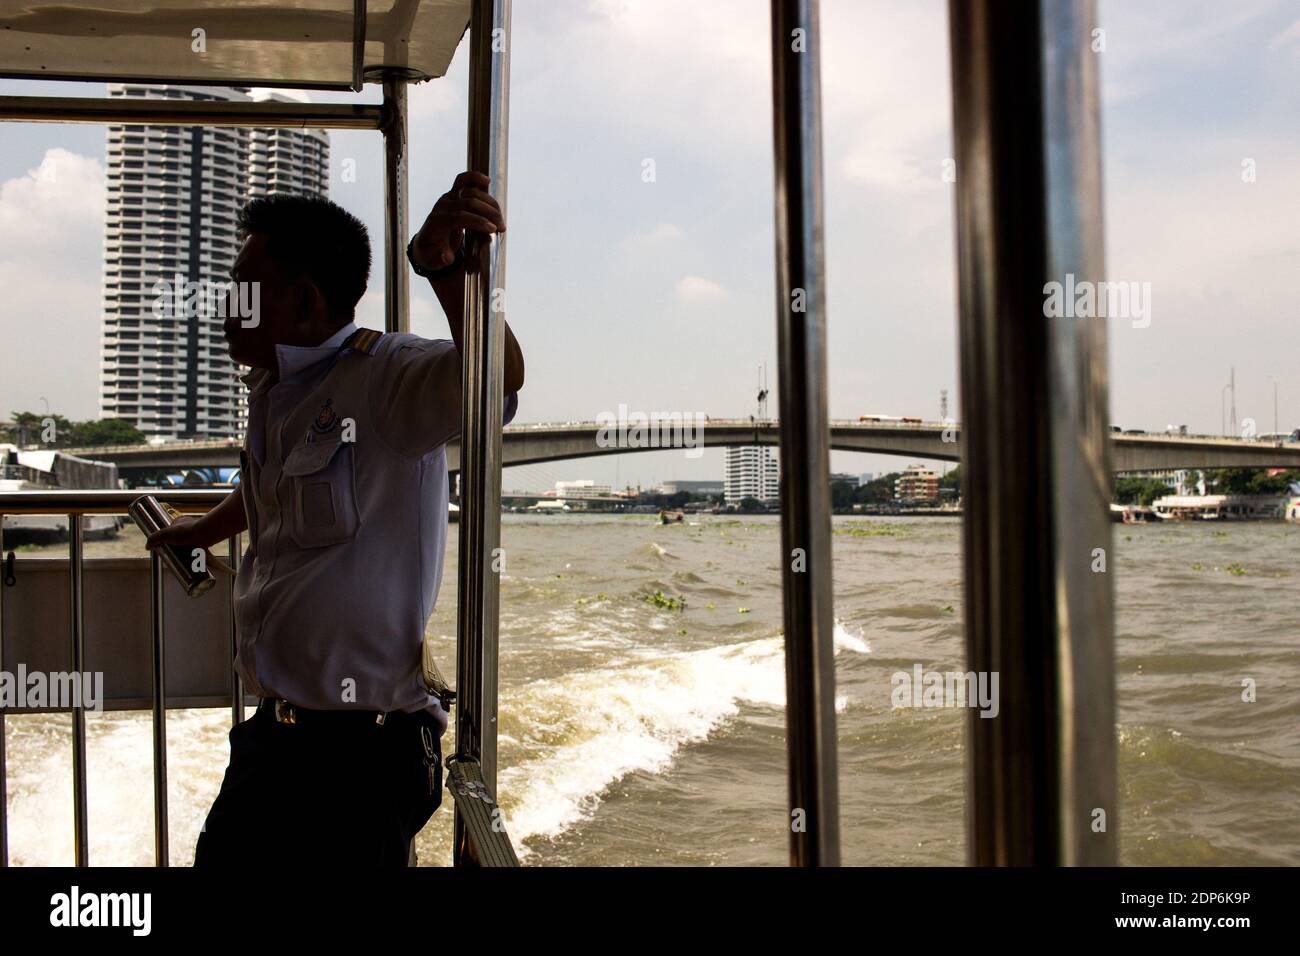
236 193 371 322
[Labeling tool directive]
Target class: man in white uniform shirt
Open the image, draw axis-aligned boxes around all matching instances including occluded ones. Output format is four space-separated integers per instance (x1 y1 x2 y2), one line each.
148 171 523 867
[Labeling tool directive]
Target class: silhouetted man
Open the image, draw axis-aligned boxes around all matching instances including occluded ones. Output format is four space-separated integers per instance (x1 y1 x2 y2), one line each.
149 171 523 866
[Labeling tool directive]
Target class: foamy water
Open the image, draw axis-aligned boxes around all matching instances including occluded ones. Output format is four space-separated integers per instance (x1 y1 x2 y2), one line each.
5 515 1298 865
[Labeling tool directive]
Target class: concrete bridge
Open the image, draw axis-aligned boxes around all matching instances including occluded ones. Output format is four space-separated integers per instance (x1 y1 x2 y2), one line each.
64 419 1300 475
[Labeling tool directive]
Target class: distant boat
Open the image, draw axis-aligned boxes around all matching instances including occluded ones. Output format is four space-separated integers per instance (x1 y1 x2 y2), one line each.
1152 494 1288 521
1110 503 1158 523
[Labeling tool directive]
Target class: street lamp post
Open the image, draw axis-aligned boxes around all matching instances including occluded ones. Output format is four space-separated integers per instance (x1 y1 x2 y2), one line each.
1268 376 1278 436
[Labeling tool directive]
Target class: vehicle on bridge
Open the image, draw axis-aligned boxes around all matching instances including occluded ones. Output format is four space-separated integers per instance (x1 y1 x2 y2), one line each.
1258 430 1300 444
858 413 923 424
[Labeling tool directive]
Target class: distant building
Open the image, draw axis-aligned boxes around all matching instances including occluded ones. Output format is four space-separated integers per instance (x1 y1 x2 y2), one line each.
246 90 330 199
98 84 329 441
859 473 874 485
553 479 611 512
830 472 860 487
1123 469 1203 496
555 480 611 498
894 464 939 503
724 446 780 505
660 479 724 496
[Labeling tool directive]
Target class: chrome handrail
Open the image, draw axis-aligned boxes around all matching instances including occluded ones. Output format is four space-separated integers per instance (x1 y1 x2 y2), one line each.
0 488 227 515
0 487 241 868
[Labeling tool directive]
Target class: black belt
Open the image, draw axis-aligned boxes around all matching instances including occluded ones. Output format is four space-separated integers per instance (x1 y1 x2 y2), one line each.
258 697 404 729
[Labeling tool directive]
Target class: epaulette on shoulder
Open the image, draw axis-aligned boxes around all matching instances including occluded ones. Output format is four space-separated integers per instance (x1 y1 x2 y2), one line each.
341 327 384 355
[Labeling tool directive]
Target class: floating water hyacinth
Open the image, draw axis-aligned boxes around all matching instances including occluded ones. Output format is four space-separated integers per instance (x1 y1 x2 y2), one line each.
644 589 687 611
834 524 905 537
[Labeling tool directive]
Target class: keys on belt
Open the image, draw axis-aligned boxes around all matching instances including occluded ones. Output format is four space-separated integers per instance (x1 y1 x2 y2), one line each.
420 724 441 797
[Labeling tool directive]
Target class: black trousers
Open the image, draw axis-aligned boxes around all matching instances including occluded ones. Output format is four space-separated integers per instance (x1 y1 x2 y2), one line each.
193 699 443 867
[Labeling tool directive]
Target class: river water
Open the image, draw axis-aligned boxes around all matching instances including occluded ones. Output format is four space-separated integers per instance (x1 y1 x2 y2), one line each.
3 514 1297 865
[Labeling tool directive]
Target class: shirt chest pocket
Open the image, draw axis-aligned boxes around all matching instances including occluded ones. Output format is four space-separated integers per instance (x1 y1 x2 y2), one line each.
281 434 359 549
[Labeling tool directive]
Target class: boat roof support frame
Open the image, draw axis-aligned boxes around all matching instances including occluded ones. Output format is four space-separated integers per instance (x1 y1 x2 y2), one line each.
0 95 388 129
948 0 1118 866
453 0 513 867
769 0 841 867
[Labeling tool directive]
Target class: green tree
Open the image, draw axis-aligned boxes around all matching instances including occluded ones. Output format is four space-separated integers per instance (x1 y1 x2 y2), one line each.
940 465 961 497
1206 468 1299 496
830 480 857 511
854 472 901 506
4 410 75 447
72 418 146 447
1114 477 1172 506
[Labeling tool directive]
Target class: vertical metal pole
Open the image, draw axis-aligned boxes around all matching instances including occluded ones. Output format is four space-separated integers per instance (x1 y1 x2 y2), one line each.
1272 377 1278 436
228 534 244 725
350 0 368 93
68 514 89 866
382 73 410 334
455 0 510 867
1230 367 1236 436
948 0 1116 866
769 0 840 867
149 551 169 867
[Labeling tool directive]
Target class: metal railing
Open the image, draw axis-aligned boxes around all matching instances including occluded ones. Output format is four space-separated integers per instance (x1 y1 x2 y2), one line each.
0 488 238 868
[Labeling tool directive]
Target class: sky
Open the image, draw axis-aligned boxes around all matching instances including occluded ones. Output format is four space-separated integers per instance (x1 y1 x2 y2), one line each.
0 0 1297 492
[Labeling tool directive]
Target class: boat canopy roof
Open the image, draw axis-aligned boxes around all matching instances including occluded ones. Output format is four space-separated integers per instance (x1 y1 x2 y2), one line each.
0 1 469 90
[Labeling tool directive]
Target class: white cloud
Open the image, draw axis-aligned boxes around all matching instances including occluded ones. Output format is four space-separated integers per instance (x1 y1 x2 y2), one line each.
675 275 727 302
0 148 104 254
620 222 684 254
640 222 683 244
1268 18 1300 50
0 149 106 419
408 75 462 119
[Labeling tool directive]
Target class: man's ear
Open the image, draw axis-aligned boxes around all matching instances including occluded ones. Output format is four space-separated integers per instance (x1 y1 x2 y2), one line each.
294 279 329 332
294 279 314 321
